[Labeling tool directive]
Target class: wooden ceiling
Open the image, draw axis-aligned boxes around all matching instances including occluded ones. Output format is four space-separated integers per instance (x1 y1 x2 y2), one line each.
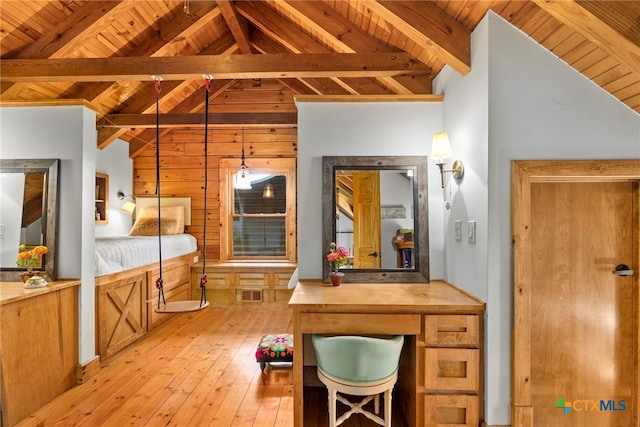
1 1 639 158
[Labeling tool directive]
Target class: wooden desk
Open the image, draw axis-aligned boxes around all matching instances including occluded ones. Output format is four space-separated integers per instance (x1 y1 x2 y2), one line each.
0 279 80 426
289 280 485 427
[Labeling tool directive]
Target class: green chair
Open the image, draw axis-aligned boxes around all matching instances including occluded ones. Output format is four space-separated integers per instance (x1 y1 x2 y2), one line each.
312 334 404 427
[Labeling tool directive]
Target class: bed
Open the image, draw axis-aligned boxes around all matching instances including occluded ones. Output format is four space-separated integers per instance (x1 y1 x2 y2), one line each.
94 197 200 362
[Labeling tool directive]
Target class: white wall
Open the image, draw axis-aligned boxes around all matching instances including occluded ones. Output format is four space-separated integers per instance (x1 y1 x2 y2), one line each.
296 101 445 280
437 12 640 425
0 105 98 365
95 139 134 237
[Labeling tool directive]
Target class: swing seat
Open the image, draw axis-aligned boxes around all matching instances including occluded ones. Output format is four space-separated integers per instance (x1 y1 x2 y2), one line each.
255 333 294 371
154 300 209 313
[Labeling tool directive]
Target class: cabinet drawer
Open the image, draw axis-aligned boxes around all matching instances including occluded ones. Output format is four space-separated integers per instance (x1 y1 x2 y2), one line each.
424 315 479 347
148 264 190 297
424 394 478 427
424 348 479 392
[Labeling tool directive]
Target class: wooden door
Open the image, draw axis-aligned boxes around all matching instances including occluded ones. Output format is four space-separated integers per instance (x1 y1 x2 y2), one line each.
530 181 634 426
512 160 640 427
353 170 381 269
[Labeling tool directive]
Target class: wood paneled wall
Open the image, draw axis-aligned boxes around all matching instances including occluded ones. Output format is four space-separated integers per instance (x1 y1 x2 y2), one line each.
132 127 297 260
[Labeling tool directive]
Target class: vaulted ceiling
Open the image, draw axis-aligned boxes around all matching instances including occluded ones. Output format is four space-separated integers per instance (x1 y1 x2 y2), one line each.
1 1 639 158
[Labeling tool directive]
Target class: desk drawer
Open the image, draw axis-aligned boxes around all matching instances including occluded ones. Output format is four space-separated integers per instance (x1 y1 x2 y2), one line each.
424 348 479 392
424 315 479 347
298 313 421 335
424 394 478 427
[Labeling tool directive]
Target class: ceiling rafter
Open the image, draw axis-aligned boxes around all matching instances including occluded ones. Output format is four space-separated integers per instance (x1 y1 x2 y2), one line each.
216 0 253 54
236 0 394 96
364 0 471 76
532 0 640 74
275 0 432 95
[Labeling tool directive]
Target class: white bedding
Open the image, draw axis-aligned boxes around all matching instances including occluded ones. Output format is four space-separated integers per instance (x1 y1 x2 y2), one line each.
95 234 198 277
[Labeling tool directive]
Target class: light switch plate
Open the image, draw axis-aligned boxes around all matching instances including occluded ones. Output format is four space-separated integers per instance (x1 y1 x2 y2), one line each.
468 221 476 243
454 220 462 241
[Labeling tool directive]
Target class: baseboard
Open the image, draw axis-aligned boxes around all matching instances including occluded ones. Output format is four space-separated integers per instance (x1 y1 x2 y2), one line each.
482 423 511 427
76 355 101 384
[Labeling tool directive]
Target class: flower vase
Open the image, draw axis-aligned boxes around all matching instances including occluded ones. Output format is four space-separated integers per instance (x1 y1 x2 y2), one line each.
328 272 344 286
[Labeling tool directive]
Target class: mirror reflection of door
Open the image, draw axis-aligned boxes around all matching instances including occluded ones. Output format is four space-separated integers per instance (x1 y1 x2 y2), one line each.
353 170 381 269
0 172 45 269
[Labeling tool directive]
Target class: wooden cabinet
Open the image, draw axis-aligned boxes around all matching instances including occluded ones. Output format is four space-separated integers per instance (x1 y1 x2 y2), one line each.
0 280 80 427
95 173 109 224
95 252 197 363
191 262 297 306
289 280 485 427
420 314 482 427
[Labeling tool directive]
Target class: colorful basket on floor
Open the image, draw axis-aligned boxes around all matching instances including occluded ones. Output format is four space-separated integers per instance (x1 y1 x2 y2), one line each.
255 333 294 371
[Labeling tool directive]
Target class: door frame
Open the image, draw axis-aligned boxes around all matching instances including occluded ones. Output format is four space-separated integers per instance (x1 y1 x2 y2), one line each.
511 160 640 427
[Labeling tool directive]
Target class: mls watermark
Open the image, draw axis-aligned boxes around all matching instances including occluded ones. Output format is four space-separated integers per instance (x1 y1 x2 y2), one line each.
555 398 627 416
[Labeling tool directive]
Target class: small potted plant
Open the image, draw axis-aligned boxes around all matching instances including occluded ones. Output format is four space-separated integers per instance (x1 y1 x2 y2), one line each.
16 244 48 286
326 242 349 286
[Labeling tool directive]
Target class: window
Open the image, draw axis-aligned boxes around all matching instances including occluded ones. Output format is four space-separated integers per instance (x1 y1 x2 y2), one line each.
220 157 296 262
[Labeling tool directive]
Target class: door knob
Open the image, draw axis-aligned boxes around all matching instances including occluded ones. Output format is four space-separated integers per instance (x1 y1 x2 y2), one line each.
612 264 635 276
368 251 379 257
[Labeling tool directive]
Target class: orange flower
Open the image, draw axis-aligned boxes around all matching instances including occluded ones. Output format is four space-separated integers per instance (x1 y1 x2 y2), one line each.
33 246 48 256
16 244 48 271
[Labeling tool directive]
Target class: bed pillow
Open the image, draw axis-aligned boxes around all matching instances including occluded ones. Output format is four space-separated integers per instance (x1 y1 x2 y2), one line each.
129 205 185 236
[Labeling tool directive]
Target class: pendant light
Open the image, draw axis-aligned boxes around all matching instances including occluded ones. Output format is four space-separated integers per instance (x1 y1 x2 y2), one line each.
235 128 252 189
262 183 274 198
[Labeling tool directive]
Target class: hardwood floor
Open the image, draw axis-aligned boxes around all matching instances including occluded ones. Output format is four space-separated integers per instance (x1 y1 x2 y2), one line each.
17 305 406 427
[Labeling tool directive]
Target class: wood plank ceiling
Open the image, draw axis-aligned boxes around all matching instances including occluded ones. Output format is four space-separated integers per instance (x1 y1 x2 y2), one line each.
1 1 639 158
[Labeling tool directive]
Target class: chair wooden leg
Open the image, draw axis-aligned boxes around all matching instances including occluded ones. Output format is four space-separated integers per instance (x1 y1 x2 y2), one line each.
328 388 337 427
384 389 392 427
374 393 380 413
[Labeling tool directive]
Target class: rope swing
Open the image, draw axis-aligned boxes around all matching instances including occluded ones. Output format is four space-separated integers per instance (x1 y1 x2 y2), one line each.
154 75 210 314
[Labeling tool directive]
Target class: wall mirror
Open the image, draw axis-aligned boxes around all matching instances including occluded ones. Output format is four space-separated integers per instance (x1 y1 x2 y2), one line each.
322 156 429 283
0 159 59 281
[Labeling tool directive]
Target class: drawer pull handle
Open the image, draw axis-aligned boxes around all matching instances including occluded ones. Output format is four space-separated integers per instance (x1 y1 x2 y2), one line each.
437 326 468 333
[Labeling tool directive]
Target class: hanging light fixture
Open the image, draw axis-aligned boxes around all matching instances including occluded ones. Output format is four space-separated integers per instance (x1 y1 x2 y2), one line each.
262 183 274 198
234 128 252 189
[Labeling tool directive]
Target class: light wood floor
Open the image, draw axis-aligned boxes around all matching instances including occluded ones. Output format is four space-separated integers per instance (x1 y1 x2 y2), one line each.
17 305 406 427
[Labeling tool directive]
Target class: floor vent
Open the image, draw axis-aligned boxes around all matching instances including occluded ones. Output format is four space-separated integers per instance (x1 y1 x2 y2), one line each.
238 289 263 303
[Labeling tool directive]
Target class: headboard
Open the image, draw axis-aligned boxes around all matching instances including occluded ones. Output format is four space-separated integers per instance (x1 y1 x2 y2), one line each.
135 197 192 226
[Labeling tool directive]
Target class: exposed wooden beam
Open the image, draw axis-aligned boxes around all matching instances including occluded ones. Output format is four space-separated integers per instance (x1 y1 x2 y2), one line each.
364 0 471 75
216 0 253 54
0 53 430 83
276 0 432 94
533 0 640 74
98 112 297 128
238 1 396 95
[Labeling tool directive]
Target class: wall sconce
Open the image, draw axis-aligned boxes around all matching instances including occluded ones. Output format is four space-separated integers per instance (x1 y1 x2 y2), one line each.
262 183 274 198
117 191 136 215
431 132 464 188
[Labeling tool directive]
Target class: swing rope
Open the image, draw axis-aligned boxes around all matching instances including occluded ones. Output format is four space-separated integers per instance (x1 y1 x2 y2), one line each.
153 75 210 314
199 75 212 308
154 76 166 310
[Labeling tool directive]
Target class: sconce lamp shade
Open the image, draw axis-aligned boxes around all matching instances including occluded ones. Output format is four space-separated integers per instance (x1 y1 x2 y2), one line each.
234 167 252 189
121 201 136 215
431 132 453 163
117 191 136 214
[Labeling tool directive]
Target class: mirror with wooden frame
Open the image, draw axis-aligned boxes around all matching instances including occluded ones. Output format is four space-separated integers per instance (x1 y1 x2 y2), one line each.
322 156 429 283
0 159 59 281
